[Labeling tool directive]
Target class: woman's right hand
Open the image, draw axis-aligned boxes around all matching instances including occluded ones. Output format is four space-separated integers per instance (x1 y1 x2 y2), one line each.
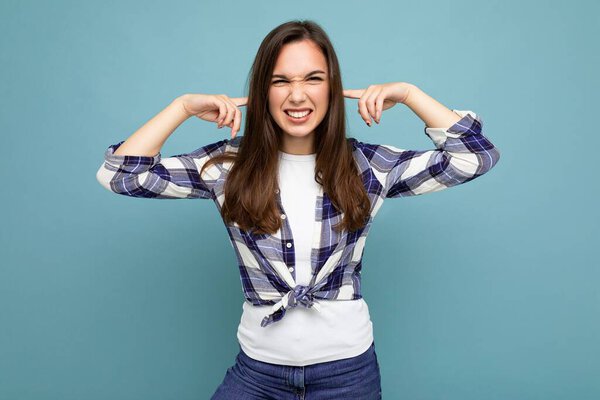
180 93 248 139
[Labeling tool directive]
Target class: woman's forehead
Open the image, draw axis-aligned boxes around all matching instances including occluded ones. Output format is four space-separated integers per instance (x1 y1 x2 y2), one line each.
273 41 328 76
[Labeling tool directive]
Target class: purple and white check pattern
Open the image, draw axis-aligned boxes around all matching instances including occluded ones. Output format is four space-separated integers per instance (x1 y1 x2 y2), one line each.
96 109 500 327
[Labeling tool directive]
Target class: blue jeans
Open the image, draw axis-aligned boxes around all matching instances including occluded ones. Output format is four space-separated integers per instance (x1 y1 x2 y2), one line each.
210 341 382 399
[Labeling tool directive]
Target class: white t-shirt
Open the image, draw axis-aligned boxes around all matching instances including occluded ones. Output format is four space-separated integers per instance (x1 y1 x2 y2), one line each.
236 150 374 366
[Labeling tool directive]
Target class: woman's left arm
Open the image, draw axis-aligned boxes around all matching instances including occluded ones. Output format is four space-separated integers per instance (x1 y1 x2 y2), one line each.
400 83 463 128
344 82 501 199
344 82 462 127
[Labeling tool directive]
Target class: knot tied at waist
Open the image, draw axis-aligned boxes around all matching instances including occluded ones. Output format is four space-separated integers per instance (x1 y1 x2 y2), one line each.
260 285 322 328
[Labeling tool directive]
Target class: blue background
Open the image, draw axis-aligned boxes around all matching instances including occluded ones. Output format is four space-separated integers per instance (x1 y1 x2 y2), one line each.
1 0 598 399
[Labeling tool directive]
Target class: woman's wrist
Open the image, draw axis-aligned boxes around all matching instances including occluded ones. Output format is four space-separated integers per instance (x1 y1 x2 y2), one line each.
399 83 418 105
401 84 462 128
174 94 192 118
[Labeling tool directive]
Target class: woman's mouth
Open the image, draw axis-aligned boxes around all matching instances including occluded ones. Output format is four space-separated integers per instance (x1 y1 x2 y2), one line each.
284 109 313 124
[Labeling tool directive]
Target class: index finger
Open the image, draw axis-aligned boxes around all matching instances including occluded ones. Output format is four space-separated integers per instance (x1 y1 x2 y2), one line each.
343 89 365 99
231 97 248 107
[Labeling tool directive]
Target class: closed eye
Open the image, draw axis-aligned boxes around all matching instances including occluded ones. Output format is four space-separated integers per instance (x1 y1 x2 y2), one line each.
272 77 324 84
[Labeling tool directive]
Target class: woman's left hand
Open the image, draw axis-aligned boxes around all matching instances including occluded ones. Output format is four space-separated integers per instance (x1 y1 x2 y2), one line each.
343 82 413 126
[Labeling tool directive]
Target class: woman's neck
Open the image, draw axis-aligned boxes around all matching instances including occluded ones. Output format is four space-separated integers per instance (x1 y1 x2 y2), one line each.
279 132 316 155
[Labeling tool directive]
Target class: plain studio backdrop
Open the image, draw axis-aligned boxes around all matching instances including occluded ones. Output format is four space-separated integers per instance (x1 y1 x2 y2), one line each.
1 1 598 399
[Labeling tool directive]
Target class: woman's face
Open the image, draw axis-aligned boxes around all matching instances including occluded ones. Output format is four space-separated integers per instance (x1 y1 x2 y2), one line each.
268 39 330 153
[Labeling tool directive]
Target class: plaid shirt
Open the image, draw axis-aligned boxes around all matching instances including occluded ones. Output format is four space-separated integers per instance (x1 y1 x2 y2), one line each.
96 109 500 328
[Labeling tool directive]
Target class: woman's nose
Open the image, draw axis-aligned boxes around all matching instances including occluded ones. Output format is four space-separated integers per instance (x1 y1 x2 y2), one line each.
289 82 307 102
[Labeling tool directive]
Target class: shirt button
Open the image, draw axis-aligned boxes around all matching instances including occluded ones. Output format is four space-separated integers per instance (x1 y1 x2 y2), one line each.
280 214 286 219
286 242 292 248
288 267 294 272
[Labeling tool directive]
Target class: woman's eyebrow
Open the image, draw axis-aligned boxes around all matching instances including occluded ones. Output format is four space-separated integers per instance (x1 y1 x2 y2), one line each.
271 70 326 79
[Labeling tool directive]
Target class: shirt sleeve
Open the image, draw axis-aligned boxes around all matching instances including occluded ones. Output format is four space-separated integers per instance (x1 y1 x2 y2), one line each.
95 138 230 199
367 110 500 199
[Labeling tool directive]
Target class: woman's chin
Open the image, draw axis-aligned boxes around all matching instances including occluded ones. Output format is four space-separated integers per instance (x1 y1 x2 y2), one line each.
280 129 315 139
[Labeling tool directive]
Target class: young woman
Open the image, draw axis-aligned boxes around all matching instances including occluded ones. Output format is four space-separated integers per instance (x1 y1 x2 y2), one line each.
96 19 500 400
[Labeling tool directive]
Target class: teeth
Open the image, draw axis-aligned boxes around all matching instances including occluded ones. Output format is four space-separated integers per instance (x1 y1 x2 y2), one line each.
286 110 311 118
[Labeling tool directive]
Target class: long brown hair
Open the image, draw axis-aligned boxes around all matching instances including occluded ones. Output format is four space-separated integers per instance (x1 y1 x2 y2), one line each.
201 19 370 235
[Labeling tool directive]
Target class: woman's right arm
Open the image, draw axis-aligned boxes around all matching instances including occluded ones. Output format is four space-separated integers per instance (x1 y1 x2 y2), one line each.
96 94 246 200
112 95 191 157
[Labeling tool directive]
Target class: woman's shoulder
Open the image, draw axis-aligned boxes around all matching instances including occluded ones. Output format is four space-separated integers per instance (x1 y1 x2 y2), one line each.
204 136 244 151
199 135 242 157
347 137 383 170
228 135 243 148
347 136 386 153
